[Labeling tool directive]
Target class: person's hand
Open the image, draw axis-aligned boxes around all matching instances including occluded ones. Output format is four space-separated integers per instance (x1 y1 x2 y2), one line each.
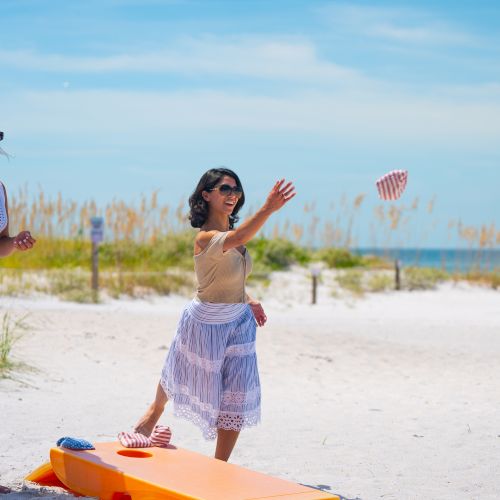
249 300 267 327
13 231 36 251
263 179 296 213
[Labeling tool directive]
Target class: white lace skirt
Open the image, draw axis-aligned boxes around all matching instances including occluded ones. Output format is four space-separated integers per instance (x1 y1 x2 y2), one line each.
160 299 261 440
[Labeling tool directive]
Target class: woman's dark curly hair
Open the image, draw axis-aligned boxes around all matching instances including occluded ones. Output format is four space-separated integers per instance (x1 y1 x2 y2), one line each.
189 168 245 229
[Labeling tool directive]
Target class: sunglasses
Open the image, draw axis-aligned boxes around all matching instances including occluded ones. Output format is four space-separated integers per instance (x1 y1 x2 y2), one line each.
208 184 243 198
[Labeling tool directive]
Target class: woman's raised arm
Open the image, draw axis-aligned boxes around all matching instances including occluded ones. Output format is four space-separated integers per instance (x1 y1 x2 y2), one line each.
222 179 295 251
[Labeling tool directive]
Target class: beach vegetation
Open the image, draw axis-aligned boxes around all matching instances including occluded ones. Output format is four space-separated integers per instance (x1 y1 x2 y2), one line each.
335 269 364 296
460 271 500 290
403 267 449 290
367 272 394 292
1 188 498 300
490 273 500 290
246 237 310 271
0 312 30 376
314 247 365 269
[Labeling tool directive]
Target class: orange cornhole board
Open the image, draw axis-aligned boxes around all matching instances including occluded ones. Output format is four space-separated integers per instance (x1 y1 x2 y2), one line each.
26 441 338 500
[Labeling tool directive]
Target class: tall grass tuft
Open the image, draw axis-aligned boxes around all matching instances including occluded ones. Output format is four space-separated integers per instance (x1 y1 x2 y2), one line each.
0 312 30 375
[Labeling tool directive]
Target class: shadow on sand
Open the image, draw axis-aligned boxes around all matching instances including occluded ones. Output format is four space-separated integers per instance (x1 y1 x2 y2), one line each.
301 483 363 500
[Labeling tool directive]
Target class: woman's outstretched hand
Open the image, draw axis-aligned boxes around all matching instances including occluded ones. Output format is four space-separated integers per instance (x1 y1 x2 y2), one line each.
249 300 267 327
264 179 296 213
13 231 36 251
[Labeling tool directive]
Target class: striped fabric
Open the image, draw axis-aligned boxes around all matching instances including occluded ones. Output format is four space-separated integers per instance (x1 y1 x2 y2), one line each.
149 425 172 447
118 425 172 448
376 170 408 201
160 299 261 441
118 432 150 448
187 298 247 324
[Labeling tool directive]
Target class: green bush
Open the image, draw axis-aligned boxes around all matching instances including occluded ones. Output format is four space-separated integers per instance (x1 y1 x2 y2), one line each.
403 267 448 291
367 272 394 292
490 273 500 290
100 231 196 271
247 238 310 271
101 271 194 299
1 238 91 269
315 248 365 269
335 269 364 295
0 232 197 272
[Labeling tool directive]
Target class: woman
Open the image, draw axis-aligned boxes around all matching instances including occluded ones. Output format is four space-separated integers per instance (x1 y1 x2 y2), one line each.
134 168 295 462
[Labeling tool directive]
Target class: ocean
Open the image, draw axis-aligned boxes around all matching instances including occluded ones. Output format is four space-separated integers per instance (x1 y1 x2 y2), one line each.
354 248 500 273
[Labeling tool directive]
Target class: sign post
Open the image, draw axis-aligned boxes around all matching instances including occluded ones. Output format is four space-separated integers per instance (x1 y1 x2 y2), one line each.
90 217 104 302
310 266 321 305
395 259 401 291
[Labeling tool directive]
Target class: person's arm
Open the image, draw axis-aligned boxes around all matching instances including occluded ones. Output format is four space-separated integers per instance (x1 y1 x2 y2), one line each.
0 233 15 257
246 292 267 326
223 179 295 251
196 179 296 252
0 184 36 257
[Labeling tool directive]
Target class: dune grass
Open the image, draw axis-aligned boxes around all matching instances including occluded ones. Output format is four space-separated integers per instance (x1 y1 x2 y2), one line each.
0 187 497 300
0 312 31 376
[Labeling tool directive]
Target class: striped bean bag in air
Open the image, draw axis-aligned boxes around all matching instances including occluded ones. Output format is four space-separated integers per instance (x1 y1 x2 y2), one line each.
376 170 408 201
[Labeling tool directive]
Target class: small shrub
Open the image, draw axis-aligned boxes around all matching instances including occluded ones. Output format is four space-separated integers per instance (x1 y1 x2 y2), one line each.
336 269 364 295
461 271 500 290
361 254 393 269
490 273 500 290
48 269 91 296
247 238 310 271
60 288 96 303
101 271 194 298
0 270 37 296
367 273 394 292
100 231 196 271
0 312 30 375
403 267 448 291
316 248 365 269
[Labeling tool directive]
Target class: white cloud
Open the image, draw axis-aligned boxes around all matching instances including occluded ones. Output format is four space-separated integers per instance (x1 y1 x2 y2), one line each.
3 86 499 153
0 37 361 84
320 4 477 46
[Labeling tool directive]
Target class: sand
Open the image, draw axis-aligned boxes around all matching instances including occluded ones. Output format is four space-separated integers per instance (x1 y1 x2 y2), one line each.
1 271 499 500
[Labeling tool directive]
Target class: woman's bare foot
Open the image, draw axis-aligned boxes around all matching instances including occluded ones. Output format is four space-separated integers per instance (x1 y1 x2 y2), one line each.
134 403 164 437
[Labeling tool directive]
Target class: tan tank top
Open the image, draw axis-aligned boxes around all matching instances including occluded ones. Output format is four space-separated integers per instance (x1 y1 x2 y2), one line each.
194 231 252 303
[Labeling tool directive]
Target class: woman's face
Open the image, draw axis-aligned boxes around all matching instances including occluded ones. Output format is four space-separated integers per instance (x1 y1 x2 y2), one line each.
203 175 241 216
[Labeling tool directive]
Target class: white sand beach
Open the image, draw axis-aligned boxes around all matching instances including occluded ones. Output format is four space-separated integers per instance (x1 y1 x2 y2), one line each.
1 271 499 500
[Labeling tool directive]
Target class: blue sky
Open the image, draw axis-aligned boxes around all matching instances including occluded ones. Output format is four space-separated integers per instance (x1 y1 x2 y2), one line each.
1 0 499 247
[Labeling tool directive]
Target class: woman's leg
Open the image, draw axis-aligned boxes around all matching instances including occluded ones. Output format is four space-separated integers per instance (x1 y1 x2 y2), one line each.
134 382 168 436
214 429 240 461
